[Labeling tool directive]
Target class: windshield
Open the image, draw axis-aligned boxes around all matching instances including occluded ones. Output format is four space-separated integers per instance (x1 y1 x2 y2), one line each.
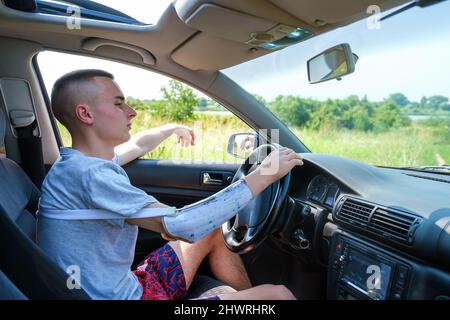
223 1 450 168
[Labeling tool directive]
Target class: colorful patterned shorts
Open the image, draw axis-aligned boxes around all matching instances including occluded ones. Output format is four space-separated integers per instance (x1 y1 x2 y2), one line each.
133 243 219 300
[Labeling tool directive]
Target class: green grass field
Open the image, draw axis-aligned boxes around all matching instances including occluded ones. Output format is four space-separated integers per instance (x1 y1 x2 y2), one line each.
57 113 450 167
293 125 450 167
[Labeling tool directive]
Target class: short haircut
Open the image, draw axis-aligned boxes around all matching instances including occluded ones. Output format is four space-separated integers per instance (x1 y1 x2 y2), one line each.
51 69 114 130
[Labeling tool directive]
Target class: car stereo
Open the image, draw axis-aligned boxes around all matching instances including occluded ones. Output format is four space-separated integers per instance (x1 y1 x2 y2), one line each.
327 234 410 300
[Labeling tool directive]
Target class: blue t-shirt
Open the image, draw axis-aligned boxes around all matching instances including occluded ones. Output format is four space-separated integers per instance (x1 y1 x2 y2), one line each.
37 148 157 300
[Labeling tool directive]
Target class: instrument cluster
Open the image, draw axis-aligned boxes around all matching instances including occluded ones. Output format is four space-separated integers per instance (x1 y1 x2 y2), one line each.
306 174 340 207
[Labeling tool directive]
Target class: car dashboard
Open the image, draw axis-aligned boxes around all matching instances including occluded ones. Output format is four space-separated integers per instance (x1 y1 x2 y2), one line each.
277 153 450 300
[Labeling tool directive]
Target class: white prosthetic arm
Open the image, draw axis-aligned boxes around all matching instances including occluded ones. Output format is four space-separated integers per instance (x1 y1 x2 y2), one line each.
162 178 254 243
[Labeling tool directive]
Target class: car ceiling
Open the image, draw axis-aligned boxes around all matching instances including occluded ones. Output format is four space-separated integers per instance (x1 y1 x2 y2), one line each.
0 0 409 72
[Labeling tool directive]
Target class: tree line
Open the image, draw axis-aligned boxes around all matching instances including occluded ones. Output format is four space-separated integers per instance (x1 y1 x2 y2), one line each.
127 80 450 131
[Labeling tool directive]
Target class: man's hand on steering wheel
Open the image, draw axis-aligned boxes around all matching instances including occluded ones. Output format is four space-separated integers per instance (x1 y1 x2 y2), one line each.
242 147 304 197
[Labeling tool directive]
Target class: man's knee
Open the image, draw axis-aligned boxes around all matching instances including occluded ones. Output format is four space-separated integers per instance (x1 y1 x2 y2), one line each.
206 228 222 245
266 284 296 300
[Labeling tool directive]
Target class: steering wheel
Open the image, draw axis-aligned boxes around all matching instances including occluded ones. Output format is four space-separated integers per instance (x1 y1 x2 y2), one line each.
222 144 291 253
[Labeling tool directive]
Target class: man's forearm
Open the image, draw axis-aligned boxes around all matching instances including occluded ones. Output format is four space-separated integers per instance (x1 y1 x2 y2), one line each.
115 123 180 165
132 123 179 153
242 167 273 197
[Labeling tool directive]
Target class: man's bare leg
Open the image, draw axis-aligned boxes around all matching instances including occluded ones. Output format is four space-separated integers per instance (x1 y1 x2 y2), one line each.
206 231 296 299
168 230 296 299
207 229 252 290
168 239 210 289
168 229 250 290
218 284 296 300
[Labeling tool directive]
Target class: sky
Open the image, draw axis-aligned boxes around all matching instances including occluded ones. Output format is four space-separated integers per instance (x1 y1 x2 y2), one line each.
38 0 450 103
91 0 173 24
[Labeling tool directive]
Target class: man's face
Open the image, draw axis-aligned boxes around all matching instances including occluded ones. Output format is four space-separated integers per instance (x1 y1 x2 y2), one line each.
90 77 137 146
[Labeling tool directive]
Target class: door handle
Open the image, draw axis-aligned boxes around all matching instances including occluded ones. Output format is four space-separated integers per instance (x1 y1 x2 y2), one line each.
202 172 224 185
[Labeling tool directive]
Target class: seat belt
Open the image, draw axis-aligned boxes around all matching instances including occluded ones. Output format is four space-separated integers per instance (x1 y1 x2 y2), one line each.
37 207 177 220
12 111 45 189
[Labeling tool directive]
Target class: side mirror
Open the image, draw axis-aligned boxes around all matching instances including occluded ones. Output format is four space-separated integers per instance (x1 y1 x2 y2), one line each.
227 133 258 159
307 43 358 84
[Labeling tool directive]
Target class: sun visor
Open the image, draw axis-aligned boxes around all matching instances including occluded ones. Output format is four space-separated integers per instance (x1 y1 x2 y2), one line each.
172 32 270 71
171 3 313 70
185 4 277 43
269 0 409 26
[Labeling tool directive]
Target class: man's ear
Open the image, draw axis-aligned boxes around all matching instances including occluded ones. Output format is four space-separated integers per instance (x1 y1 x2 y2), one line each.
74 104 94 125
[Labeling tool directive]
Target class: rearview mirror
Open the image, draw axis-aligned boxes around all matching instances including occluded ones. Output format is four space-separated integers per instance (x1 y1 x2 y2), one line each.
307 43 358 84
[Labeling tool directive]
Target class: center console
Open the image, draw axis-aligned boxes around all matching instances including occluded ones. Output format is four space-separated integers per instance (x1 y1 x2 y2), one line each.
327 233 410 300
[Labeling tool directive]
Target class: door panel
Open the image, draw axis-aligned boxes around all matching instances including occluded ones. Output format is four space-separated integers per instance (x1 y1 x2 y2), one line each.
124 159 239 205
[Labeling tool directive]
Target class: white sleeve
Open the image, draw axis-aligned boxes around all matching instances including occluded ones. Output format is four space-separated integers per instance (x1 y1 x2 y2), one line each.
163 179 253 243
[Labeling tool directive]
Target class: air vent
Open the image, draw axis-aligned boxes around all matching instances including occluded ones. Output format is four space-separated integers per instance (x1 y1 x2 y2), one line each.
336 198 374 227
335 197 422 245
369 208 419 243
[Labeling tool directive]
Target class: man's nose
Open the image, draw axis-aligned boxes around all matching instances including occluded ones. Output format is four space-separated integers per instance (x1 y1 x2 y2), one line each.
126 104 137 118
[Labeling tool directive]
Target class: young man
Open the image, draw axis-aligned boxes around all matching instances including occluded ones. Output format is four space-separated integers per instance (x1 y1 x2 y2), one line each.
37 69 303 300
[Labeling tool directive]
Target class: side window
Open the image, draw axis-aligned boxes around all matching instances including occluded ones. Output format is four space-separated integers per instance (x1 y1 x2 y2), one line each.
37 51 253 163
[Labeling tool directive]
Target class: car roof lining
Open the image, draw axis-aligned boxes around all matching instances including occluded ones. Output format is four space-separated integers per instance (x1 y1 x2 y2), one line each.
0 0 411 71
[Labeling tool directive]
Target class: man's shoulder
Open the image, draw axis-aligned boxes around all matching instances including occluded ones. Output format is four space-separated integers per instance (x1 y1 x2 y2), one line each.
44 152 125 189
58 149 122 172
84 161 125 182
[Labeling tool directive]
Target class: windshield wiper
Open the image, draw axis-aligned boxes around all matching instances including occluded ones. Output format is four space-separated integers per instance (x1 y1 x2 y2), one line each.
380 0 448 21
394 164 450 175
